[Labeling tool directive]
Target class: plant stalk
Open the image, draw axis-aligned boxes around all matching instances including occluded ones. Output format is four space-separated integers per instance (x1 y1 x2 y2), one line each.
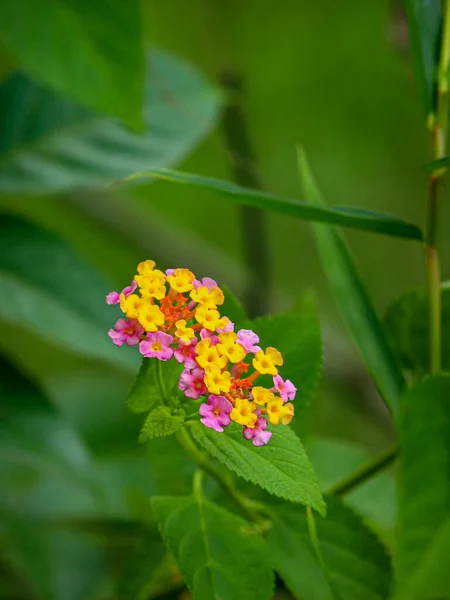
325 445 397 497
426 0 450 374
220 70 270 317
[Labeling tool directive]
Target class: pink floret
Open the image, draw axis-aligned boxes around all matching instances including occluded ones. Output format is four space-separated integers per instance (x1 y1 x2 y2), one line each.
108 318 143 347
273 374 297 402
237 329 261 354
199 395 233 432
243 417 272 446
139 331 173 361
174 338 198 370
106 280 137 305
179 367 207 399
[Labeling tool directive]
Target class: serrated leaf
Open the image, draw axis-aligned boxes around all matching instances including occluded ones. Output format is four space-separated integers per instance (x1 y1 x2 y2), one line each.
126 358 183 414
403 0 442 114
0 0 145 129
0 50 220 194
268 497 392 600
151 495 274 600
138 407 185 443
243 295 322 436
297 147 406 413
394 374 450 600
0 213 137 371
115 169 423 241
190 422 325 515
384 281 450 375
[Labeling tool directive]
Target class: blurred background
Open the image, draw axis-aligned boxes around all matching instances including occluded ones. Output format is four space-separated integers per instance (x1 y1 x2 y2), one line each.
1 1 449 598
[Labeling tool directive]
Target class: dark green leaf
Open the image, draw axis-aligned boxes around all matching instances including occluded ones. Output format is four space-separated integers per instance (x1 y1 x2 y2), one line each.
422 155 450 171
116 168 423 241
384 281 450 375
244 294 322 436
297 148 406 413
151 495 274 600
394 374 450 600
138 406 185 443
0 214 137 370
126 358 183 414
190 422 326 515
221 285 248 327
403 0 442 113
0 51 220 193
0 0 145 128
268 497 392 600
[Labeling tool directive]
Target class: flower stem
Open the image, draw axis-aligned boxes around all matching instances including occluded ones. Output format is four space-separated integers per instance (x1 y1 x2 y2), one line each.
325 445 397 497
426 0 450 374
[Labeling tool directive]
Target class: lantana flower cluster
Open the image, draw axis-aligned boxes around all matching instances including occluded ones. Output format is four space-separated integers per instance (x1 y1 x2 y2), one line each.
106 260 296 446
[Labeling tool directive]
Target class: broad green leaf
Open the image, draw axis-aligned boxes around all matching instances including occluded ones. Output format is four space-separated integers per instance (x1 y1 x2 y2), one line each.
0 0 144 129
116 169 423 242
151 495 274 600
221 285 248 327
422 155 450 172
394 374 450 600
138 406 185 443
0 51 220 194
0 213 138 370
268 497 392 600
306 437 397 536
384 281 450 375
403 0 442 114
126 358 183 414
190 422 326 515
243 294 322 436
297 148 406 413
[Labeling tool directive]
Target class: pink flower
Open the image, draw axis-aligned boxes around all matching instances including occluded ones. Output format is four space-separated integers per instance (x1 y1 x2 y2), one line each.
106 280 137 305
237 329 261 353
273 374 297 402
199 395 233 432
108 318 143 347
200 328 219 346
217 320 235 333
174 338 198 370
139 331 173 361
201 277 218 290
243 417 272 446
165 269 175 276
179 367 207 399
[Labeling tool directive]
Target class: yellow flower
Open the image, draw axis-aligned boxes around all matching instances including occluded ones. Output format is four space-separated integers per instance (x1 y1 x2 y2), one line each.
217 332 246 363
266 397 294 425
251 387 274 406
135 270 166 300
196 339 228 370
190 285 224 307
137 259 156 275
166 268 195 293
137 304 165 332
252 347 283 375
230 398 258 428
195 305 229 332
204 365 231 394
175 319 195 344
120 293 144 319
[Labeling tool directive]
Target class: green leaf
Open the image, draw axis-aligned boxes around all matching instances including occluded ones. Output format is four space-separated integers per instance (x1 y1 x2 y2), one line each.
403 0 442 114
190 422 326 515
138 406 185 443
0 50 220 194
244 294 322 436
297 148 406 413
394 374 450 600
0 0 145 129
126 358 183 414
384 281 450 375
422 155 450 172
116 169 423 242
0 213 138 370
151 495 274 600
221 285 248 327
268 497 392 600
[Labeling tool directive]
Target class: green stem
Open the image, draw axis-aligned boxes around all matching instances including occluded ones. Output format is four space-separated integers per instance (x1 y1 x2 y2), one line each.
325 445 397 497
426 0 450 374
220 70 270 317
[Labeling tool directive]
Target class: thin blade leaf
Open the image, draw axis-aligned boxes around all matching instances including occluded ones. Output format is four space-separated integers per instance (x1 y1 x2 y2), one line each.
115 169 423 242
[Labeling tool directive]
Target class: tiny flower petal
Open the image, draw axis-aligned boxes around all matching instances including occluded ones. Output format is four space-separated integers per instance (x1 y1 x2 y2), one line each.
237 329 261 353
140 331 173 360
179 367 207 399
199 394 232 432
243 417 272 446
273 374 297 402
